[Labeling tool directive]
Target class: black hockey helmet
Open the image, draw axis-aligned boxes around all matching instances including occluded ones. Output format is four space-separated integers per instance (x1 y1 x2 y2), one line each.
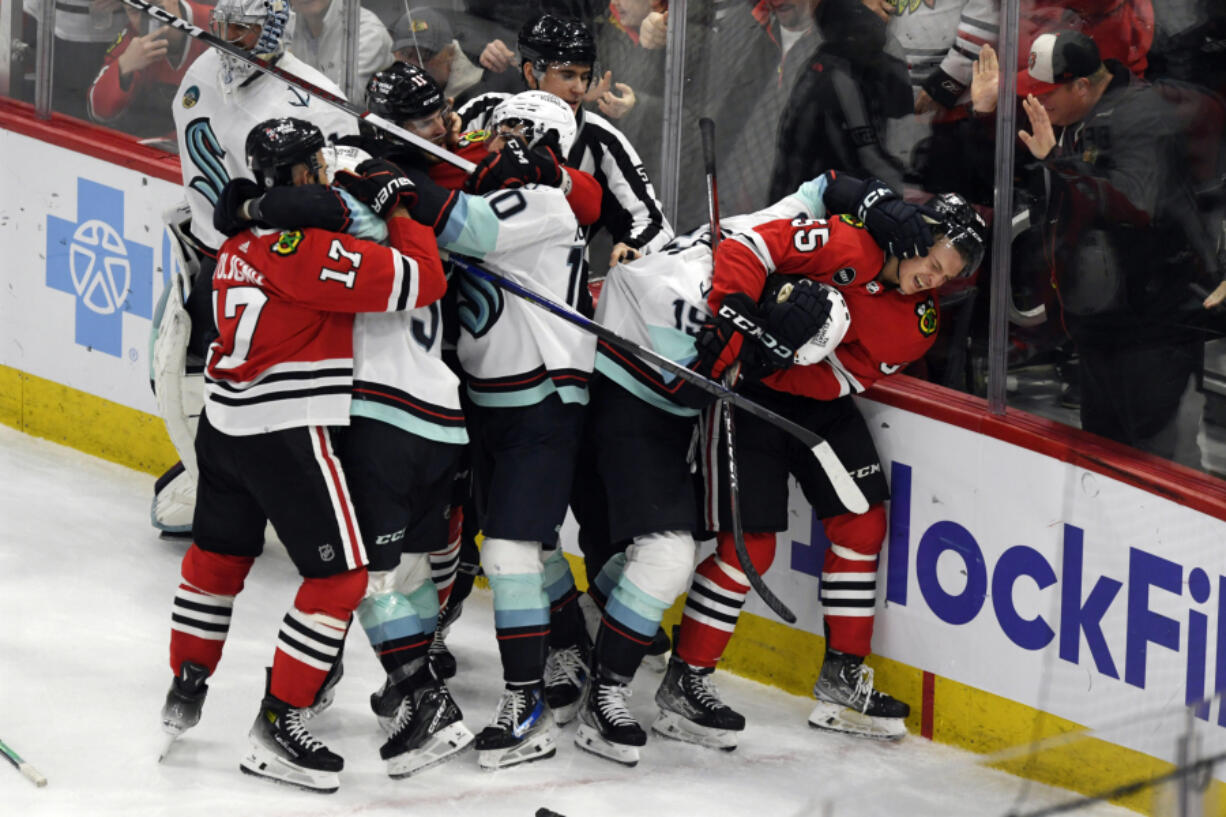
245 117 326 189
366 61 445 124
518 14 597 71
929 192 987 278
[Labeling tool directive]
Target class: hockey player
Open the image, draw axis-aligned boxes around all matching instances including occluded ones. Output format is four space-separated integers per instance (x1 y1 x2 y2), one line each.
457 13 673 267
654 183 987 747
333 89 604 770
151 0 360 535
158 117 446 792
573 173 941 764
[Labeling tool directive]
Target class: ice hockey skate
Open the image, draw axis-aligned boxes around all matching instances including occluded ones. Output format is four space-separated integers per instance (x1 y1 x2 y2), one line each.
305 658 343 718
543 638 590 725
808 649 909 741
370 676 404 735
158 661 209 762
240 695 343 793
381 681 474 778
575 674 647 767
475 685 557 770
652 656 745 750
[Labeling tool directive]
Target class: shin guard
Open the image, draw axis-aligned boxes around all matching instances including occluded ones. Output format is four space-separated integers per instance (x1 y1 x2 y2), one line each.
676 532 776 668
820 507 885 656
271 567 366 707
169 545 255 676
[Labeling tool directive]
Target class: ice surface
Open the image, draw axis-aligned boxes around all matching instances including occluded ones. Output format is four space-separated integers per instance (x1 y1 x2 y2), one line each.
0 425 1134 817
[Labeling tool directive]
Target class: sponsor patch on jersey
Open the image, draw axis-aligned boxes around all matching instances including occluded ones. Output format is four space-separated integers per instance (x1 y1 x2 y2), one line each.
866 281 882 295
458 129 491 147
181 85 199 108
833 267 856 286
916 297 938 337
272 230 303 256
838 213 864 228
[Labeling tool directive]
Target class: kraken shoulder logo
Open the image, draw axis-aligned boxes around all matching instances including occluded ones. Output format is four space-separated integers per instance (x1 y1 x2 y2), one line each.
46 179 153 357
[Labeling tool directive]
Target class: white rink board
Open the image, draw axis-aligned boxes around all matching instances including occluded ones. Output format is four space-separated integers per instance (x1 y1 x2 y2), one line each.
0 128 182 413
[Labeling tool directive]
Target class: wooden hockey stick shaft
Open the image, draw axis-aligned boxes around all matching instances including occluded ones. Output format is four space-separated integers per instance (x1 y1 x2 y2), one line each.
117 0 476 172
701 118 798 624
0 738 47 787
450 258 869 516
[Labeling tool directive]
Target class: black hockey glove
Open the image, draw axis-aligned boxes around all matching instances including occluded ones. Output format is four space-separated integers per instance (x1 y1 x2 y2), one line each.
760 276 835 352
823 172 938 259
213 177 263 237
334 158 418 218
464 135 564 195
245 184 355 234
692 293 793 384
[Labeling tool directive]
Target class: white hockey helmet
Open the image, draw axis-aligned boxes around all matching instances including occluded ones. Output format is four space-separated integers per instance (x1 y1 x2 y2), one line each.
489 90 577 158
211 0 291 90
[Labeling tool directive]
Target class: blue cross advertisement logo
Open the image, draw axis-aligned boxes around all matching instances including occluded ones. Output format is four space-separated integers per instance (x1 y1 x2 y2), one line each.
46 179 154 358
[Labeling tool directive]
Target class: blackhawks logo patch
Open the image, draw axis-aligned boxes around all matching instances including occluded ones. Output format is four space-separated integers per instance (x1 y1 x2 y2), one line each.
838 213 865 228
916 297 938 337
272 230 304 256
458 129 491 147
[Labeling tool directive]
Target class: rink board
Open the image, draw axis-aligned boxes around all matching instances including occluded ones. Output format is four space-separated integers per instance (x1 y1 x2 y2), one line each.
5 108 1226 813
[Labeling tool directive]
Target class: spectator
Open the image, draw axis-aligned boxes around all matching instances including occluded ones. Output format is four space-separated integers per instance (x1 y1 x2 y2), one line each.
86 0 209 140
22 0 127 119
287 0 392 93
1021 0 1154 77
391 8 496 109
1013 30 1218 459
768 0 913 201
592 0 665 171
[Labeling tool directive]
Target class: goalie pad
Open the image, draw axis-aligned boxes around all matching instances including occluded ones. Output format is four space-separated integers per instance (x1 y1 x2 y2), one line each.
151 202 205 533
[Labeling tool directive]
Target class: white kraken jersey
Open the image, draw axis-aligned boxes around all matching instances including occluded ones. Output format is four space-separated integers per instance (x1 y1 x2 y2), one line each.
446 186 595 408
171 49 358 251
595 184 828 416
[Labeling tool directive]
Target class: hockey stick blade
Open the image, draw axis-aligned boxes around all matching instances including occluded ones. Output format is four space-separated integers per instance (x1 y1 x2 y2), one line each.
117 0 475 172
452 258 869 514
0 738 47 787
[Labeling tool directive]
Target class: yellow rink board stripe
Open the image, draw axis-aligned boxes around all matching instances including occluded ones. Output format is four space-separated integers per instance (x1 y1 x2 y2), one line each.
4 363 1219 815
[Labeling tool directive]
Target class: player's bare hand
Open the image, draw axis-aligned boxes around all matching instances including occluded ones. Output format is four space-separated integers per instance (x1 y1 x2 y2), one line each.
610 242 641 266
914 89 944 115
443 103 463 149
117 28 171 75
598 82 636 119
860 0 894 23
640 10 668 50
971 44 1000 113
1204 280 1226 309
480 39 515 73
1019 94 1056 159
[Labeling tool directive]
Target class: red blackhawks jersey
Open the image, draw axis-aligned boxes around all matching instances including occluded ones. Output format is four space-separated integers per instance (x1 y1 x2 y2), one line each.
205 218 445 436
713 215 939 400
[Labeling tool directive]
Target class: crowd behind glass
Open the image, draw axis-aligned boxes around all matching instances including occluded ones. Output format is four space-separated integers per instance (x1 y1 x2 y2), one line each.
6 0 1226 477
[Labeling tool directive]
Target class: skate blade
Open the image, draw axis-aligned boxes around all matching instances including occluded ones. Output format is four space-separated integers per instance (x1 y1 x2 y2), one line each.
387 722 475 779
574 724 640 767
239 748 340 793
157 730 180 763
549 697 583 727
651 710 738 751
477 734 557 770
640 653 668 674
807 701 907 741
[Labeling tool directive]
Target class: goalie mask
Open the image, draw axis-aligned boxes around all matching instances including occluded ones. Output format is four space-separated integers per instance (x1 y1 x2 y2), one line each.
211 0 290 92
490 90 577 158
246 117 326 189
929 193 987 278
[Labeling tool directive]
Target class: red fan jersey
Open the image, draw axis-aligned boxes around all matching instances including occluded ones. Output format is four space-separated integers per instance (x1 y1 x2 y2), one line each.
205 217 445 435
712 215 939 400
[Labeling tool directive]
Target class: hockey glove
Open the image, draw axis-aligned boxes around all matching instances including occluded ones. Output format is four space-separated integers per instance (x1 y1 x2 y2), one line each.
213 177 263 237
823 172 937 259
334 158 418 218
760 277 835 353
464 135 564 194
692 293 793 383
246 184 356 234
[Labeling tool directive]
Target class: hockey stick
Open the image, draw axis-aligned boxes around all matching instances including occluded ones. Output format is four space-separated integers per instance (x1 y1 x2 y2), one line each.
450 257 869 515
0 738 47 788
700 118 797 623
117 0 476 173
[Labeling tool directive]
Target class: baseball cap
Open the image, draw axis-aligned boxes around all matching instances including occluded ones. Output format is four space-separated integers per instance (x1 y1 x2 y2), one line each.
1017 31 1101 96
391 8 452 55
